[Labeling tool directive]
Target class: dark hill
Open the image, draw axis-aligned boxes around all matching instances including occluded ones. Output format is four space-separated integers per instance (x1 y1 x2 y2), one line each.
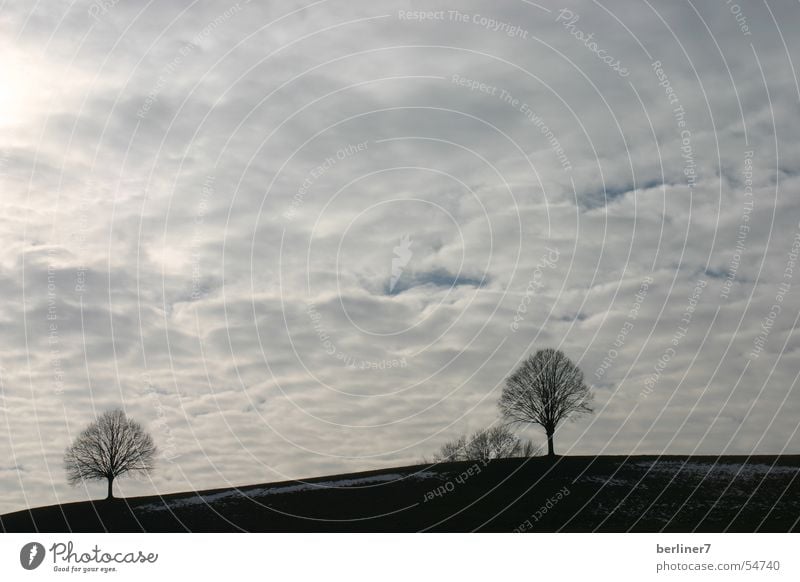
2 455 798 532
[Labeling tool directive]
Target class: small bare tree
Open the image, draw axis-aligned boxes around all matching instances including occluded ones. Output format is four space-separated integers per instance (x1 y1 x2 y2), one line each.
432 426 537 463
499 348 593 458
64 409 157 500
434 434 468 463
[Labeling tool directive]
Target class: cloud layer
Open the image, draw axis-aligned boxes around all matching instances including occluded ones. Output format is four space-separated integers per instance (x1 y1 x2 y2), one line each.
1 0 799 513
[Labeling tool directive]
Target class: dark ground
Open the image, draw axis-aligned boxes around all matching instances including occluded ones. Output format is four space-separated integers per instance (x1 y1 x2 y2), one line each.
2 455 798 532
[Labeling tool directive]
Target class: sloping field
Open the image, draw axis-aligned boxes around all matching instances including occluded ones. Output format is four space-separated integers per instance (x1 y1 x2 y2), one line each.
2 455 798 532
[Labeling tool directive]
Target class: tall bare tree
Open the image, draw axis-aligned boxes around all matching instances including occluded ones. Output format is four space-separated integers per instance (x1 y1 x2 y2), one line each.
499 348 593 458
64 409 157 500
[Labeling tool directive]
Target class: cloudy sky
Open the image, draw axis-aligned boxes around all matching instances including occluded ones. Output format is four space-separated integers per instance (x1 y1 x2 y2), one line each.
1 0 799 514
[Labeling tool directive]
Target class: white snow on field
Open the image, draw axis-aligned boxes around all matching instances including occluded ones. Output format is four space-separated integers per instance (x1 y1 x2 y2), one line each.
139 471 439 512
580 476 628 486
633 461 800 478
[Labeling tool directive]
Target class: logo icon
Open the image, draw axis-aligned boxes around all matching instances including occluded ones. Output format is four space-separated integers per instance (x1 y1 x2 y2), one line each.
20 542 46 570
389 234 413 293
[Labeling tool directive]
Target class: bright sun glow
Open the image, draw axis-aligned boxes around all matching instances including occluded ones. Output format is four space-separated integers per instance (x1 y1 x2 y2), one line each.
0 66 22 127
0 53 38 128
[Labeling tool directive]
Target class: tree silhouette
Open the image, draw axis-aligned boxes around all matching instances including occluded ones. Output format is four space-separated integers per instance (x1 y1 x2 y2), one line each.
499 348 593 458
432 426 537 463
64 409 157 500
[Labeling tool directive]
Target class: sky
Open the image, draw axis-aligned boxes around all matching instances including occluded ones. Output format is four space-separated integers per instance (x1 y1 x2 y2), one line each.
1 0 799 514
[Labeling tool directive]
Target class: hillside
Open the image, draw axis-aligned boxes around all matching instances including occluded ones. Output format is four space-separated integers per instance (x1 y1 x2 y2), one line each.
2 455 798 532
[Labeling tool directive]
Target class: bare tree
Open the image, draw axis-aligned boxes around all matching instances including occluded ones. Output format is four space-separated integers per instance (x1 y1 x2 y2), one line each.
64 409 157 500
433 434 468 463
432 426 537 463
499 348 593 458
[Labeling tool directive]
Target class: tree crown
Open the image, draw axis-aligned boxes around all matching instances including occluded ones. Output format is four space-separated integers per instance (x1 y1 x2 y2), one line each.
499 348 593 432
64 408 156 486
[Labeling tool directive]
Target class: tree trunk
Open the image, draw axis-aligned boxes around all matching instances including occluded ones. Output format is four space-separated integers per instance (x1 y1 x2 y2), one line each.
107 476 114 500
546 432 555 458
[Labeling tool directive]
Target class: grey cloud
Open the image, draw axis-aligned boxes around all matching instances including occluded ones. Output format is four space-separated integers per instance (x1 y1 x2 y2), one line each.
1 0 799 514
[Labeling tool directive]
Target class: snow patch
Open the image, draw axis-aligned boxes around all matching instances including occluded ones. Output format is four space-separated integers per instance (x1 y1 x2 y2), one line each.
138 471 439 512
580 476 628 486
633 461 800 478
